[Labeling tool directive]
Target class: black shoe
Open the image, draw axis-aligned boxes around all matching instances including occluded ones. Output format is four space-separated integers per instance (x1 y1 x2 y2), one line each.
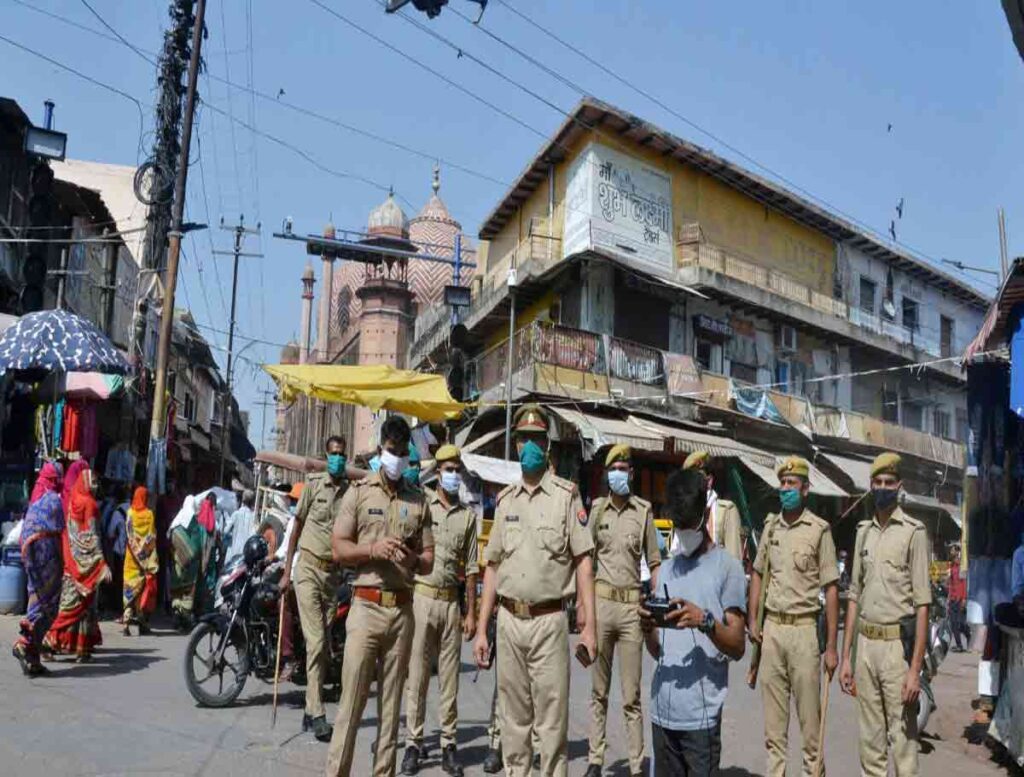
401 745 420 775
441 744 464 776
312 715 332 742
301 714 313 732
482 747 502 773
584 765 602 777
533 753 541 770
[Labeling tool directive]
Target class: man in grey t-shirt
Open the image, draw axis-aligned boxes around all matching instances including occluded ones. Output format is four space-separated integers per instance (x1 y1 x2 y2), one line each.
640 469 747 776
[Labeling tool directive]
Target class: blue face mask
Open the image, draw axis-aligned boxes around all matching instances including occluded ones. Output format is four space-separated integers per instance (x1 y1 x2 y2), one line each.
369 455 381 473
403 467 420 487
440 471 462 494
607 469 630 496
327 453 346 477
519 440 547 474
779 488 802 512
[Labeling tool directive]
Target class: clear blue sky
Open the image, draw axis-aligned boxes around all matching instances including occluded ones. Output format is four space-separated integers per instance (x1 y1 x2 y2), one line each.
4 0 1023 448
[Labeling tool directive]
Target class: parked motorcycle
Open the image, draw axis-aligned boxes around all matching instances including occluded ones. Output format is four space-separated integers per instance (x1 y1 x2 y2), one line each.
917 581 951 733
183 536 350 707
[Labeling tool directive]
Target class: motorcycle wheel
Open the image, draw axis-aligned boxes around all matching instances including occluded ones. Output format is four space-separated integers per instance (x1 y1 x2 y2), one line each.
183 620 250 707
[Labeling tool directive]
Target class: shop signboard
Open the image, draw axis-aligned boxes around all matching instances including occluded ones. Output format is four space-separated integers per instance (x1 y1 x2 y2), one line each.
563 142 674 275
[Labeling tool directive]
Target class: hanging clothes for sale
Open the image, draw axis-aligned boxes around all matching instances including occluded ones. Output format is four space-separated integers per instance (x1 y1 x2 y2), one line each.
53 398 65 451
79 404 98 459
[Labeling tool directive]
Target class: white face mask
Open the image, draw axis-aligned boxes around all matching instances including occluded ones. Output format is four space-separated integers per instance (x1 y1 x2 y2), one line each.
672 511 707 557
379 449 408 481
673 529 704 557
440 471 462 494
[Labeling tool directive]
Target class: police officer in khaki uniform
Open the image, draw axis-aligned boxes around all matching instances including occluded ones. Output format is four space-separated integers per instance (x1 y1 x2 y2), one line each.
280 435 349 742
748 457 839 777
681 450 744 561
401 445 477 777
326 417 435 777
840 453 931 777
473 404 597 777
585 444 661 777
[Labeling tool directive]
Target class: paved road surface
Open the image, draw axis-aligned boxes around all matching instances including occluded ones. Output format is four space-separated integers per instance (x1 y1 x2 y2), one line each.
0 614 1005 776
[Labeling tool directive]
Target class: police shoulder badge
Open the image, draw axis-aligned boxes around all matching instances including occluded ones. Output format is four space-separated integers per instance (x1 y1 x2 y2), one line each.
577 508 588 527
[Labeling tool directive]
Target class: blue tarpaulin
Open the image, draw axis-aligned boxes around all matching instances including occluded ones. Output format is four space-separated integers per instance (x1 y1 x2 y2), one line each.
729 380 787 425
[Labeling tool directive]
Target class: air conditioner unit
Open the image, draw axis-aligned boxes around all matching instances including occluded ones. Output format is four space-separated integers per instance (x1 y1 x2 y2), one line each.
778 325 798 352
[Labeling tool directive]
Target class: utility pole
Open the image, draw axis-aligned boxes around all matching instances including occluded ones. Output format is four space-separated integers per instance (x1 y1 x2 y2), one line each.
147 0 207 487
135 0 196 364
214 215 262 483
255 388 277 451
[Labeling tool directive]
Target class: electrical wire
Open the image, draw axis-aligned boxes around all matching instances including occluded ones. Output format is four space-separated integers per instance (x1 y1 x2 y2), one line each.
488 0 978 285
79 0 157 67
307 0 548 142
0 33 146 162
199 98 413 206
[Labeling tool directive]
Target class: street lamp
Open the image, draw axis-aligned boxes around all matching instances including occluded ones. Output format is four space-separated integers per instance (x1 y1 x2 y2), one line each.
24 100 67 161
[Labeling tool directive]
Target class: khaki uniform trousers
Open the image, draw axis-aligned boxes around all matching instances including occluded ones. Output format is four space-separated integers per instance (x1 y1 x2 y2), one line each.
496 607 569 777
488 682 541 751
325 597 414 777
589 597 644 774
760 618 823 777
294 553 338 718
403 593 462 750
854 635 919 777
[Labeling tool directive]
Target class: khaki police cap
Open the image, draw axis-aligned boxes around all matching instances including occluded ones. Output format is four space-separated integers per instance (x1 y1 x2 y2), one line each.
776 456 810 480
513 403 548 434
605 444 632 468
434 444 461 464
682 450 710 471
870 451 902 479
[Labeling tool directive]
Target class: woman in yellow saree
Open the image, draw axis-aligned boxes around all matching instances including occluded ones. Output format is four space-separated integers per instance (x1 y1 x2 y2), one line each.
122 486 158 635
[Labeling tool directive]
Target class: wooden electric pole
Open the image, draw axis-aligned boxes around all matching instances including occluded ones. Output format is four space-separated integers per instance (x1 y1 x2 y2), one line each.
147 0 207 485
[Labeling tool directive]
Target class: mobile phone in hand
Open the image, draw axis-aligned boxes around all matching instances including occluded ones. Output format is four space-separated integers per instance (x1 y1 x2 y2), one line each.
574 642 594 668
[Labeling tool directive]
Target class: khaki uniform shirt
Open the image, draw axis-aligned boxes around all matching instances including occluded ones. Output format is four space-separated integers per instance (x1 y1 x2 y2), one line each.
849 507 931 624
335 471 433 590
483 469 594 603
415 490 478 590
589 495 660 589
753 508 839 616
713 499 744 562
296 472 348 560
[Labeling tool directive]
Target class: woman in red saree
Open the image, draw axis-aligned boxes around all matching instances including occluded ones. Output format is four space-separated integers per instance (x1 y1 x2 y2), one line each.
44 465 109 661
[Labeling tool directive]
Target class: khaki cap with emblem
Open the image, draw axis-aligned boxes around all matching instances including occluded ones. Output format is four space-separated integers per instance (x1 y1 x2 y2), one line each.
870 451 902 479
604 444 632 468
776 456 810 480
513 403 549 434
434 443 461 464
682 450 709 471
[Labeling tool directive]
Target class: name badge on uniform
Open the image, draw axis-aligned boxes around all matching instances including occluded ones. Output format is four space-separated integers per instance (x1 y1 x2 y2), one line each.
368 508 384 516
599 523 609 530
506 515 519 523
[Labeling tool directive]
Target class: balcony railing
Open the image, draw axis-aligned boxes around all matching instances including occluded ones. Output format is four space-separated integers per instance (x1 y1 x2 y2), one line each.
468 322 665 397
678 235 963 359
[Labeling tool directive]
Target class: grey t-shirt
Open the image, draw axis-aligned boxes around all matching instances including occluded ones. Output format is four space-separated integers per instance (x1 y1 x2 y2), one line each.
649 545 746 731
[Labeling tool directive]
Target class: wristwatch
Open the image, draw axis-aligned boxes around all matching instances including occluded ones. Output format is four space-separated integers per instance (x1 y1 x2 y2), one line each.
699 610 716 635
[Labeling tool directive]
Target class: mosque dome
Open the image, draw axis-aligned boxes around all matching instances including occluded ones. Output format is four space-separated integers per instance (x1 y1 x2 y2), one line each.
367 189 409 239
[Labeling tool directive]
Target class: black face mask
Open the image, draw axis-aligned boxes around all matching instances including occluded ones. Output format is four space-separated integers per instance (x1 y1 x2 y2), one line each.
872 487 899 511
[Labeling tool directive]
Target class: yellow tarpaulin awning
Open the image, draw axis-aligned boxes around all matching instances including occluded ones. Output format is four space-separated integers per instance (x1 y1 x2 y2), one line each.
263 364 469 422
